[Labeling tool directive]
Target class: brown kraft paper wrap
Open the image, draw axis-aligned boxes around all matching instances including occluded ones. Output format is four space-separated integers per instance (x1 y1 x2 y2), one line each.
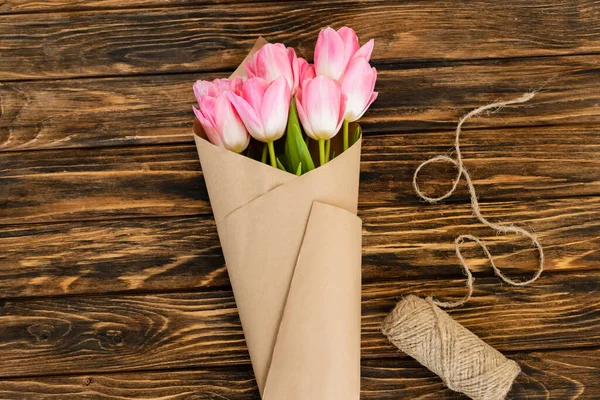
192 38 362 399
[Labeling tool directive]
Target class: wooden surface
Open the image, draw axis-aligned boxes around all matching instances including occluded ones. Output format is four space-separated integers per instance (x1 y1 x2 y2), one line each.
0 1 599 398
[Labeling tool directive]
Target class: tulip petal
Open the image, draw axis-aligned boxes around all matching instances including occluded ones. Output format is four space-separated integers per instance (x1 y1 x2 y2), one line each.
199 96 218 127
244 58 256 79
315 27 346 81
260 76 291 141
353 39 374 62
336 93 347 134
297 57 309 71
230 76 245 95
305 76 342 140
227 92 265 141
215 94 250 152
213 79 233 92
337 26 360 69
356 67 378 120
193 80 219 102
244 43 296 91
288 47 299 92
366 91 378 111
342 58 377 121
304 65 316 82
241 77 269 113
193 106 223 148
255 43 294 88
295 87 316 140
370 66 378 92
297 57 316 87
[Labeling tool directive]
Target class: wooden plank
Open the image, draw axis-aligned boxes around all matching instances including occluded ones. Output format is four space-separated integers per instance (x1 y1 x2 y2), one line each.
1 126 598 225
0 366 260 399
0 1 598 80
0 272 598 378
2 54 599 151
0 217 226 298
362 350 600 399
0 196 597 299
0 0 283 14
0 349 597 399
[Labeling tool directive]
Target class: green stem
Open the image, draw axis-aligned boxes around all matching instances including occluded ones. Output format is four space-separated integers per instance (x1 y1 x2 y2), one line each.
267 141 277 168
319 139 326 166
342 119 349 152
261 143 268 164
325 139 331 163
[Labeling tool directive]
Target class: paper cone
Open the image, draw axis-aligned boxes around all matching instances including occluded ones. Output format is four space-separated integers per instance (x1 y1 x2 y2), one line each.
194 134 362 398
192 37 362 399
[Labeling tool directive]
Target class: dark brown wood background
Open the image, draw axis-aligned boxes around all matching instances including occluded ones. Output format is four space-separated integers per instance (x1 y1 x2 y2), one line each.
1 1 599 398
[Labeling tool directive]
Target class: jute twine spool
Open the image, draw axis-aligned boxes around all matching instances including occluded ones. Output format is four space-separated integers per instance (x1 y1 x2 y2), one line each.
381 296 521 400
381 94 545 400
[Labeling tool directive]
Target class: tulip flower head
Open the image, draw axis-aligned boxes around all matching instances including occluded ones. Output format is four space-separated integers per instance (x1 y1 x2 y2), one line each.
314 27 374 82
341 57 378 122
244 43 299 93
227 76 291 144
295 76 346 141
193 78 250 153
193 77 243 100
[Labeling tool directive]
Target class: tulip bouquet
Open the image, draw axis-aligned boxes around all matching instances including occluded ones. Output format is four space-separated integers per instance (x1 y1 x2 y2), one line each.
191 28 376 400
193 27 377 174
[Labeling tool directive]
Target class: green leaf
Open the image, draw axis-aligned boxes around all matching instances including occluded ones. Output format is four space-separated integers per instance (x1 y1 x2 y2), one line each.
284 98 315 174
276 157 287 172
295 162 302 176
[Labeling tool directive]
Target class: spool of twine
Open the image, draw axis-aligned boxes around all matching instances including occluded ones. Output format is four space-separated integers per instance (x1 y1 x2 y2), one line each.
381 94 546 399
381 295 521 400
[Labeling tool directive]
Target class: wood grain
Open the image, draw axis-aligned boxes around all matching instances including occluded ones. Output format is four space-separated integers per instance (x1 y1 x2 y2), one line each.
0 366 260 399
2 126 598 225
2 54 599 151
0 0 597 396
362 350 600 399
0 196 597 299
0 0 284 14
0 1 598 80
0 272 598 378
0 349 597 399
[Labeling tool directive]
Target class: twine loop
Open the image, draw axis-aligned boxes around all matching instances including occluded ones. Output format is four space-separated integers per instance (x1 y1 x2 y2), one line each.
413 93 544 308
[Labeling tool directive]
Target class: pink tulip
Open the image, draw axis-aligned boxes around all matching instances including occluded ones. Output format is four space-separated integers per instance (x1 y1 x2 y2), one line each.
227 76 291 143
314 27 374 81
193 94 250 153
193 77 243 100
295 76 346 141
341 57 378 122
192 77 249 153
297 57 316 86
244 43 299 92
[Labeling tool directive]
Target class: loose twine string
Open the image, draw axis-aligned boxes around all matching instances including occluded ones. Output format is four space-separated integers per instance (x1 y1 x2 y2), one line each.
381 94 546 400
412 92 544 308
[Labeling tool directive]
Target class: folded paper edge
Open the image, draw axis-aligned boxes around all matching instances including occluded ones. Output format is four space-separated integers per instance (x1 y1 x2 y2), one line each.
193 134 293 223
262 201 362 400
214 139 361 393
211 137 362 226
